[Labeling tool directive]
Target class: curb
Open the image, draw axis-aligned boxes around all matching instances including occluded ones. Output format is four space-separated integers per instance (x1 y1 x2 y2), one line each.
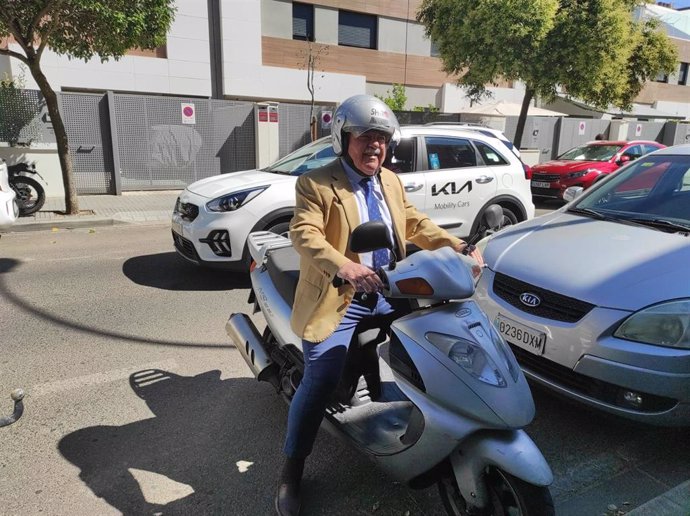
8 217 122 233
627 480 690 515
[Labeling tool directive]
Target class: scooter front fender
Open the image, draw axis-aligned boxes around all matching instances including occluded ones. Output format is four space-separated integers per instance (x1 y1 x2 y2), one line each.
451 429 553 509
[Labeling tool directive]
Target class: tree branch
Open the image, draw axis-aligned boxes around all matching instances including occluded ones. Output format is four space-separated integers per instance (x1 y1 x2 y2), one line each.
0 47 30 65
0 4 33 56
30 0 65 58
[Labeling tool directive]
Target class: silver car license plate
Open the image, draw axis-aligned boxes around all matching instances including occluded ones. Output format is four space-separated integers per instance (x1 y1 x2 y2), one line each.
494 315 546 355
531 181 551 189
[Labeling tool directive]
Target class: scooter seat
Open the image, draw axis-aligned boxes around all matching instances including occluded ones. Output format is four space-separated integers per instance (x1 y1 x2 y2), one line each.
266 246 301 307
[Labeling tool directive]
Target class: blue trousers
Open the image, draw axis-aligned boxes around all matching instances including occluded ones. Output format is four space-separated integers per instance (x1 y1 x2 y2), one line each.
284 292 397 458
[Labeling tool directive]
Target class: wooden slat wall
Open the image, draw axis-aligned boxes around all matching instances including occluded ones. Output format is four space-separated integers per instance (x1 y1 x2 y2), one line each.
263 36 455 87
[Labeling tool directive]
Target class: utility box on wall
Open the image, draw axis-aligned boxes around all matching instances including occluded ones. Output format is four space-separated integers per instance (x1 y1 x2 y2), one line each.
255 102 279 169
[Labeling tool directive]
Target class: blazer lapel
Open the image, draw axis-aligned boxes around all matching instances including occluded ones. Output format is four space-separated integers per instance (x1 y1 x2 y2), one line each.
329 160 361 232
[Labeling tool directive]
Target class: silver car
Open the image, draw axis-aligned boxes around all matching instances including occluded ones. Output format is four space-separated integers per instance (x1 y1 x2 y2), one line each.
475 144 690 426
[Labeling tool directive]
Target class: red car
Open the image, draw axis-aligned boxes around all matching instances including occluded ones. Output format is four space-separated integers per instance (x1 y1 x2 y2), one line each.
530 140 666 199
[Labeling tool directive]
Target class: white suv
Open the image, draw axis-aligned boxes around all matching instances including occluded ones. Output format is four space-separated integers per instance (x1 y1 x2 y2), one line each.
171 126 535 269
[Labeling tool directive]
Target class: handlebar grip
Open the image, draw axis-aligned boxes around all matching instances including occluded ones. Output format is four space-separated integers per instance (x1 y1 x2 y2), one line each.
332 276 345 288
461 244 476 256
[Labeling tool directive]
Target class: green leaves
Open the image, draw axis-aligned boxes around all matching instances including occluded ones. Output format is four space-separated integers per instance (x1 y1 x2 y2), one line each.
417 0 678 110
0 0 176 63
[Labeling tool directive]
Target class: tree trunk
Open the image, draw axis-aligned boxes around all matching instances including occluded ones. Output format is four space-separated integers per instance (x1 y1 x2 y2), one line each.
514 87 535 151
27 58 79 214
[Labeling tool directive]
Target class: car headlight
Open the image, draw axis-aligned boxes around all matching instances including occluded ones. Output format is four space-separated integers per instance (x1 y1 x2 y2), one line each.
206 186 268 212
426 332 507 387
614 299 690 349
566 169 597 179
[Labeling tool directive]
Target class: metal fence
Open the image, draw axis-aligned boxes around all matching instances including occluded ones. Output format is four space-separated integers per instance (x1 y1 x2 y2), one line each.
109 94 255 192
0 88 52 145
279 103 332 156
2 90 689 194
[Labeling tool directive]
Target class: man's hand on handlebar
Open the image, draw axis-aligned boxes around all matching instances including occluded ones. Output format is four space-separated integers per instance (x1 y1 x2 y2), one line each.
336 261 383 293
453 242 485 267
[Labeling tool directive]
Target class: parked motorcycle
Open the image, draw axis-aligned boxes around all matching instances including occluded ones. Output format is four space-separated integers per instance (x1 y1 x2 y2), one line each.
226 206 554 516
8 161 46 216
0 389 25 428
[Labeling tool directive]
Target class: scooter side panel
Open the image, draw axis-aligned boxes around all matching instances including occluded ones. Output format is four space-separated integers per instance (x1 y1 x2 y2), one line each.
251 267 303 352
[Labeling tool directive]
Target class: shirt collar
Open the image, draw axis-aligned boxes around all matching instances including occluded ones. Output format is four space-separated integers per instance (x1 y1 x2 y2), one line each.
341 157 378 189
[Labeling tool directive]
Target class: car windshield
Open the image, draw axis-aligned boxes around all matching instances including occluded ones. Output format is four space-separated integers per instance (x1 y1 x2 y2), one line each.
570 154 690 231
263 138 337 175
558 144 623 162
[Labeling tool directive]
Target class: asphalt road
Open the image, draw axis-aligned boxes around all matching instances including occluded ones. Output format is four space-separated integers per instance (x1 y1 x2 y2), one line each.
0 221 687 515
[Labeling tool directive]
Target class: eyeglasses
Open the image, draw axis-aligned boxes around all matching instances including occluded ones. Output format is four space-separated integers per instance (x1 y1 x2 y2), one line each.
352 131 389 145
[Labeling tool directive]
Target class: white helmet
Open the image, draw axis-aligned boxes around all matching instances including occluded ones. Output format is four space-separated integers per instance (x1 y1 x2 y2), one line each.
331 95 401 156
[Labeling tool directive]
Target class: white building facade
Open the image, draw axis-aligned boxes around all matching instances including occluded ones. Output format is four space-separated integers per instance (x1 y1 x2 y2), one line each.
1 0 689 115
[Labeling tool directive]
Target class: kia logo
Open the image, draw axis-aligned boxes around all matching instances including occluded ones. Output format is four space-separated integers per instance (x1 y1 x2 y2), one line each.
520 293 541 307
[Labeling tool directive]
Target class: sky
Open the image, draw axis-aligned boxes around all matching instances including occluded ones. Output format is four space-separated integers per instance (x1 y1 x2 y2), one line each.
667 0 690 8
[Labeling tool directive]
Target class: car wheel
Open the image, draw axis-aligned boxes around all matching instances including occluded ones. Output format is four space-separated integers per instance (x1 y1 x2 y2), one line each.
266 221 290 237
497 206 518 230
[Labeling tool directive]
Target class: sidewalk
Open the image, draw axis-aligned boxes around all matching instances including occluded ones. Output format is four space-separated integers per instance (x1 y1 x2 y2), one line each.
7 190 181 232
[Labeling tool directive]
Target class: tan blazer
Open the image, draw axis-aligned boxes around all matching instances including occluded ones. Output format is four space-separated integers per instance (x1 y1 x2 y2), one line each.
289 159 463 343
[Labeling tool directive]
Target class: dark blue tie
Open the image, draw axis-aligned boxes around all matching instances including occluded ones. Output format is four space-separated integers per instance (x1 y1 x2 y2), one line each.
360 177 389 270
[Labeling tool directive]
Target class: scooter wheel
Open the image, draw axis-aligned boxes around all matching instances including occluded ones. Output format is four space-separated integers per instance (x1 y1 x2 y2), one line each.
11 177 45 216
438 467 554 516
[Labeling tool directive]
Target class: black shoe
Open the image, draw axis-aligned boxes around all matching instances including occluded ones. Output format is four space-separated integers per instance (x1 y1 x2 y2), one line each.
275 482 301 516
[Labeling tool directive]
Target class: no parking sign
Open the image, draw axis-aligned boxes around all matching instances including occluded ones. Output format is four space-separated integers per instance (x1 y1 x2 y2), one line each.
321 110 332 129
578 121 586 136
181 103 196 125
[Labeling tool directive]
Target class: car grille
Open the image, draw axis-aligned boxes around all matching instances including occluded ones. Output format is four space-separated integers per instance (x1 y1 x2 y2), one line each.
172 230 200 262
532 173 560 182
174 198 199 221
510 345 677 413
531 187 560 198
493 272 595 323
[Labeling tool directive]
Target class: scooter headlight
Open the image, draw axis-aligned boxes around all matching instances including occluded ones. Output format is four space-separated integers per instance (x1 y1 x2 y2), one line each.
426 332 507 387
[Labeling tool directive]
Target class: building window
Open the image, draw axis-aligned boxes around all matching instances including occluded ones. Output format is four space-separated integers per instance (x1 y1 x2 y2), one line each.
430 40 440 57
679 62 689 86
293 2 314 41
655 71 669 83
338 11 377 49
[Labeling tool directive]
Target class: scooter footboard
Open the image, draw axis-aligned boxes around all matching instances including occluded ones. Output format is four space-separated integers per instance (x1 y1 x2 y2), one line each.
450 429 553 508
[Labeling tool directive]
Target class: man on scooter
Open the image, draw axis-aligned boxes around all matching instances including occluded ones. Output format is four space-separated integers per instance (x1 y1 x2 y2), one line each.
277 94 484 516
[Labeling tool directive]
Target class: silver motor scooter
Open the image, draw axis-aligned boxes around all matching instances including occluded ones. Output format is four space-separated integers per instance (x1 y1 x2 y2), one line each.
226 208 554 516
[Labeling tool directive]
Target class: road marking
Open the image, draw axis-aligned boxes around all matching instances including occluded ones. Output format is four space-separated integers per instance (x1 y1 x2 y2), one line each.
30 359 178 397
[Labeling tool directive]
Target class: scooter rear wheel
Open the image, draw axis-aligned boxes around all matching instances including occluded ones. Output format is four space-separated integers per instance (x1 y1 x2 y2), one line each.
11 176 45 216
438 467 554 516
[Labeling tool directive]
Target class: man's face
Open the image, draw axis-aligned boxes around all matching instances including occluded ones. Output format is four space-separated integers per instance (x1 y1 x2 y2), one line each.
346 130 388 176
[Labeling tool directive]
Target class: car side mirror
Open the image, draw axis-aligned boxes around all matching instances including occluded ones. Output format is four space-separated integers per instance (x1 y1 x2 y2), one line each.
563 186 584 202
349 220 393 254
616 155 631 166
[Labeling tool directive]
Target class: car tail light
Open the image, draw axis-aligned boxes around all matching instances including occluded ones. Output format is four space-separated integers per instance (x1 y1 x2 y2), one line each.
521 161 532 180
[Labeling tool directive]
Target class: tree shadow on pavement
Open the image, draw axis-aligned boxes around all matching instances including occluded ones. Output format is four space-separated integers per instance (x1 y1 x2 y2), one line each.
122 253 251 291
58 369 285 515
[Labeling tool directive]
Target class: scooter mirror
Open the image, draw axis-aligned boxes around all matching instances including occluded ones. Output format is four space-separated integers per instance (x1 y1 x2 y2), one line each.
482 204 503 230
348 220 393 254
